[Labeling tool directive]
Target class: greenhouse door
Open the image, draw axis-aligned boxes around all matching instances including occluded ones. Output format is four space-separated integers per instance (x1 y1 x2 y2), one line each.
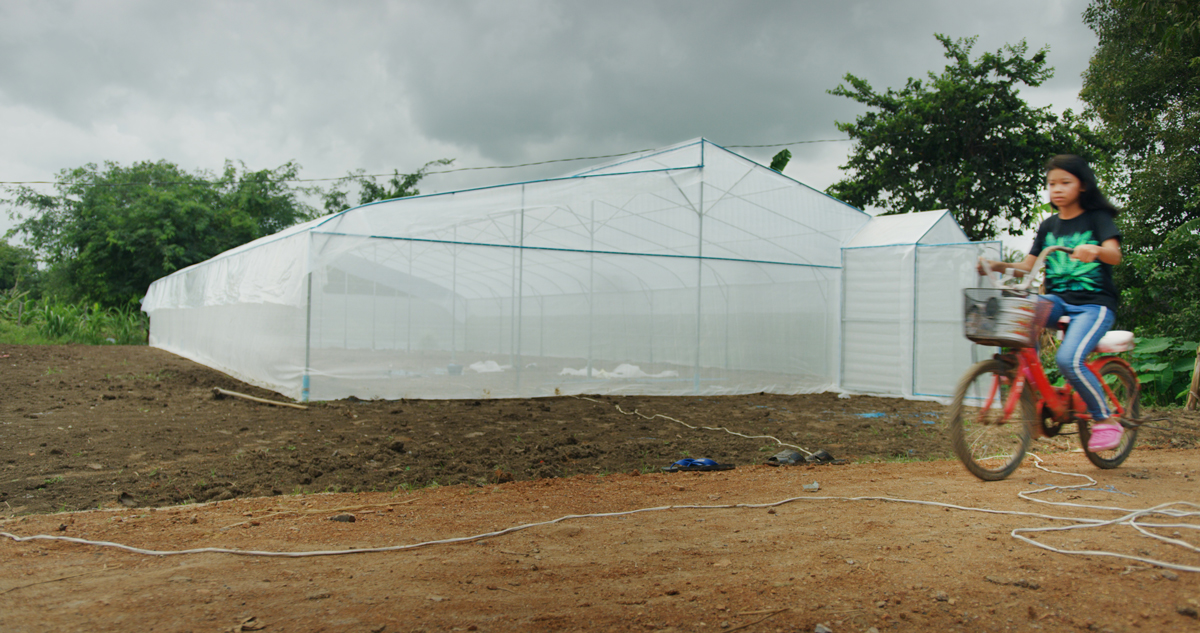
840 247 911 395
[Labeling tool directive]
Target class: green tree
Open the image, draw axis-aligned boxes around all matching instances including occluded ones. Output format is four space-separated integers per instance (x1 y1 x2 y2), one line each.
827 34 1104 241
321 159 453 214
219 161 319 237
5 160 318 306
0 239 39 293
1081 0 1200 340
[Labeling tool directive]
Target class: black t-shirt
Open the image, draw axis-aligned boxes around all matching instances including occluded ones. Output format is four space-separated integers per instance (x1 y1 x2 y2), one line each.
1029 210 1122 311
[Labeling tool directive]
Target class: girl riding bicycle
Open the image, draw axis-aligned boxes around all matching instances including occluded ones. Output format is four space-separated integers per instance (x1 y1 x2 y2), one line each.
978 155 1124 453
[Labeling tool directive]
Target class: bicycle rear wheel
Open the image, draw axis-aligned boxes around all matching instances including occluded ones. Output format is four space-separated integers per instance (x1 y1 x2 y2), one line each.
949 359 1034 481
1079 359 1140 469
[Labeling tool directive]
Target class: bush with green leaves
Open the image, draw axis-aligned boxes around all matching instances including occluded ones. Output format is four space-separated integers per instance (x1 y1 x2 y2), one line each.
1127 336 1199 408
1032 327 1195 408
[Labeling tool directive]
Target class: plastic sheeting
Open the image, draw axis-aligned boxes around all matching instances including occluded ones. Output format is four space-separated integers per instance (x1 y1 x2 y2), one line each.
840 210 1001 399
143 140 991 402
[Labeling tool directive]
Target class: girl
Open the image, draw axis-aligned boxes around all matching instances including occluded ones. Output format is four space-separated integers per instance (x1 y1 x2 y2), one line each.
979 155 1125 452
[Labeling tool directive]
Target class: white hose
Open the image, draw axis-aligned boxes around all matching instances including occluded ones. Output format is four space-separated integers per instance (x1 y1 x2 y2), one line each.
2 405 1195 573
576 395 813 456
1007 454 1200 572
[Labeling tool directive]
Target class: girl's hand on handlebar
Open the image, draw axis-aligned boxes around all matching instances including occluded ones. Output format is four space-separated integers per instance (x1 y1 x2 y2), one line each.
1069 244 1101 263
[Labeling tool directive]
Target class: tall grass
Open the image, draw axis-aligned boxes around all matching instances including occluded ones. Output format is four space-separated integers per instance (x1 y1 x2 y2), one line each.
0 289 147 345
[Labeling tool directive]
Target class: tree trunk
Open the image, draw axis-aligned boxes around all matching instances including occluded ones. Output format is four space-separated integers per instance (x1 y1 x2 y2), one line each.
1188 343 1200 412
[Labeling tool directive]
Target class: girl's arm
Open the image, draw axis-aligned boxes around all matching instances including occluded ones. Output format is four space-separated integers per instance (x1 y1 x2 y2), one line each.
1070 238 1122 265
977 254 1038 277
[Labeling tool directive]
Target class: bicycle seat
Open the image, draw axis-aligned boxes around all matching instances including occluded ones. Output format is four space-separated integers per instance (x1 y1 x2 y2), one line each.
1096 330 1135 353
1054 317 1136 353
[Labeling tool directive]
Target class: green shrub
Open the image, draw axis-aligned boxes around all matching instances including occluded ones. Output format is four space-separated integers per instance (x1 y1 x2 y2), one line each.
1128 336 1199 407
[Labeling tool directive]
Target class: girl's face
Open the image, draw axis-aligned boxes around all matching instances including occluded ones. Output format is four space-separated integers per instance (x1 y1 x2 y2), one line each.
1046 168 1083 210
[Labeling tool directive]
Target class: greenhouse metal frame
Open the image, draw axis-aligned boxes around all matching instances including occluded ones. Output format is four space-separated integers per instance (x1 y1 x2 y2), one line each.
143 139 993 402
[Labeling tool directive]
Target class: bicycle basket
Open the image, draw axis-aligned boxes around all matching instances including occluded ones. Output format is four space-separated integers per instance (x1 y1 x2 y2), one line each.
962 288 1044 348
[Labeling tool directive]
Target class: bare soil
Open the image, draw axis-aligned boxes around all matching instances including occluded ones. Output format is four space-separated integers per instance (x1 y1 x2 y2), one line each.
2 344 1200 632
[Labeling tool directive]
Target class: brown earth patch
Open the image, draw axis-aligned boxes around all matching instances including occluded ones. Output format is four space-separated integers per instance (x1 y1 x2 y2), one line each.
2 344 1199 631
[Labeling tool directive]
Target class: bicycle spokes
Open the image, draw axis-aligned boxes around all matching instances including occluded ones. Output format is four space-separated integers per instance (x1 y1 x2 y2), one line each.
950 359 1033 481
971 373 1025 426
1099 371 1128 418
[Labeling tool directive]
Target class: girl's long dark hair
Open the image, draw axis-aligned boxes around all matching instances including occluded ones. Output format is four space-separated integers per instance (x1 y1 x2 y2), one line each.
1045 154 1120 217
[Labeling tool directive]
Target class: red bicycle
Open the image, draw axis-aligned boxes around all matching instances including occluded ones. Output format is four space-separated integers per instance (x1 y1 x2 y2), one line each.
949 246 1142 481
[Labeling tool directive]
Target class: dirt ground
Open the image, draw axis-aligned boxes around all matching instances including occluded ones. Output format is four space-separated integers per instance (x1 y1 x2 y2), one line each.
2 344 1200 632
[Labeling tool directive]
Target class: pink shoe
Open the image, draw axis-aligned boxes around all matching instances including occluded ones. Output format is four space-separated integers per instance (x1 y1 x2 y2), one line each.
1087 422 1124 452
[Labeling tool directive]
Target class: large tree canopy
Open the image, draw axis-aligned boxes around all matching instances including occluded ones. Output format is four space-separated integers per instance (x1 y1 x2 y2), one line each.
1082 0 1200 340
4 158 452 307
5 160 319 306
827 34 1103 241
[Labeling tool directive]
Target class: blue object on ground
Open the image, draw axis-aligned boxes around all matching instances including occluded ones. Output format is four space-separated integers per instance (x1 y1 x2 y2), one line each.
662 458 735 473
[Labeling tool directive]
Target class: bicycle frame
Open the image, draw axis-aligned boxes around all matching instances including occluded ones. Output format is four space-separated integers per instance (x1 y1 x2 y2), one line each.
999 347 1134 428
970 245 1137 429
954 245 1142 479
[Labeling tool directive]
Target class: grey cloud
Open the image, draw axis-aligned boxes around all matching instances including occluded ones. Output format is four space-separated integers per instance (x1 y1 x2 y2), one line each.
385 0 1094 166
0 0 1096 196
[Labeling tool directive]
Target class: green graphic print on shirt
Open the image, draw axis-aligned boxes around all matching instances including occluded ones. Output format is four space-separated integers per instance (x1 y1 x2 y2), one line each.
1045 231 1101 292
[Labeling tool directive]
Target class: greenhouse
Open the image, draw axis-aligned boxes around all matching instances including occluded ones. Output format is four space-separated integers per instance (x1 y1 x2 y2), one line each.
142 139 998 402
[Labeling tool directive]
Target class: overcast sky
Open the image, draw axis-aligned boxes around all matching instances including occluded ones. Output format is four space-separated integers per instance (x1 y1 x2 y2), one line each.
1 0 1098 249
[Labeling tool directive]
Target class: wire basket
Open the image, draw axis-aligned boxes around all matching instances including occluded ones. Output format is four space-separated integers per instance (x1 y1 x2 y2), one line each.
962 288 1047 348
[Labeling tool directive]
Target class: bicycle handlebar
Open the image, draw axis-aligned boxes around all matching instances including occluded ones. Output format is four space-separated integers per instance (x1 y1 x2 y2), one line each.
978 245 1074 291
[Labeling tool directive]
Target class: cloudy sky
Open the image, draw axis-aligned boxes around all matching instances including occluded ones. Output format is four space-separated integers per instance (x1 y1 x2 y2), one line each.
1 0 1098 248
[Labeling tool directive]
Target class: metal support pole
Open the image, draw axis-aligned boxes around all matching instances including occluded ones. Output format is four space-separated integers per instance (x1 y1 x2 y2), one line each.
510 213 519 366
693 182 704 393
371 241 377 350
302 271 313 403
451 230 458 364
515 187 525 394
648 292 654 365
587 203 595 378
724 286 730 370
406 241 413 352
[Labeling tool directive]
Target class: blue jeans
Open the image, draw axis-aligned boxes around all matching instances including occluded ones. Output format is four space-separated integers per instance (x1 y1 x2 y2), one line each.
1040 295 1116 421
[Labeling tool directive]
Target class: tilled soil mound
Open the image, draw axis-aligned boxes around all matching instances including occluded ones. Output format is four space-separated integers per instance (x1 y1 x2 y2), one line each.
2 344 1200 632
0 345 1032 514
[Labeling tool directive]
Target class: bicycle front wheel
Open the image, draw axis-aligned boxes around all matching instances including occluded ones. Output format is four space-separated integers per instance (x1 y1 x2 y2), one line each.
1079 359 1140 469
949 358 1034 481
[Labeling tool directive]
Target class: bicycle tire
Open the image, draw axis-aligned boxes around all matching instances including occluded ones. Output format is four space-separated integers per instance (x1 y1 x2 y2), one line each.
1078 359 1140 469
949 358 1034 481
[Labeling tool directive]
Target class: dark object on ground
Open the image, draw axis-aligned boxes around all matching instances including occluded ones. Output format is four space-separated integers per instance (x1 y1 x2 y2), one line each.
766 449 804 466
661 458 735 473
806 449 847 465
